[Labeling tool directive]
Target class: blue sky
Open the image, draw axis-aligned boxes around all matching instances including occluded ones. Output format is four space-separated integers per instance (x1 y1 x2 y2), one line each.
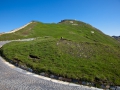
0 0 120 36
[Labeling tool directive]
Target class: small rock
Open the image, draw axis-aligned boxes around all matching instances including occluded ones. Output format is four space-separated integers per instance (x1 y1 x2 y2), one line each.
91 31 94 34
40 72 45 76
58 77 63 80
28 68 33 72
50 75 54 78
70 21 73 23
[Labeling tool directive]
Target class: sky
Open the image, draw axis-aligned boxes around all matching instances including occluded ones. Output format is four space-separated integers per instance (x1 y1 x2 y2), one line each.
0 0 120 36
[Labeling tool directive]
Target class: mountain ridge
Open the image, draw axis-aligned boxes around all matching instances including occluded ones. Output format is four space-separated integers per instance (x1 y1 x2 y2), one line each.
0 19 119 46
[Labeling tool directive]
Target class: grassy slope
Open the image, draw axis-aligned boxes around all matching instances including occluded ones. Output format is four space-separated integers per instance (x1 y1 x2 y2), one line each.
0 20 120 85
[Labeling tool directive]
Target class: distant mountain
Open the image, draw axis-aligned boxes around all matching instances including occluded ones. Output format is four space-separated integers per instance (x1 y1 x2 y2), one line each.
112 36 120 42
0 19 120 87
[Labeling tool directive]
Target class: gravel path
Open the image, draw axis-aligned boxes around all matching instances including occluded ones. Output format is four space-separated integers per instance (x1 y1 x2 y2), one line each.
0 41 103 90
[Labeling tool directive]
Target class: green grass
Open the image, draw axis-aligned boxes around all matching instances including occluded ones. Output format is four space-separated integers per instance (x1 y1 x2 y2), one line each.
1 37 120 85
0 19 120 86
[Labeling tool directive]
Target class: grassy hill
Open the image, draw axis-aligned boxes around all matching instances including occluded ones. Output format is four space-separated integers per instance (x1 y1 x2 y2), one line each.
0 20 119 46
0 19 120 87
